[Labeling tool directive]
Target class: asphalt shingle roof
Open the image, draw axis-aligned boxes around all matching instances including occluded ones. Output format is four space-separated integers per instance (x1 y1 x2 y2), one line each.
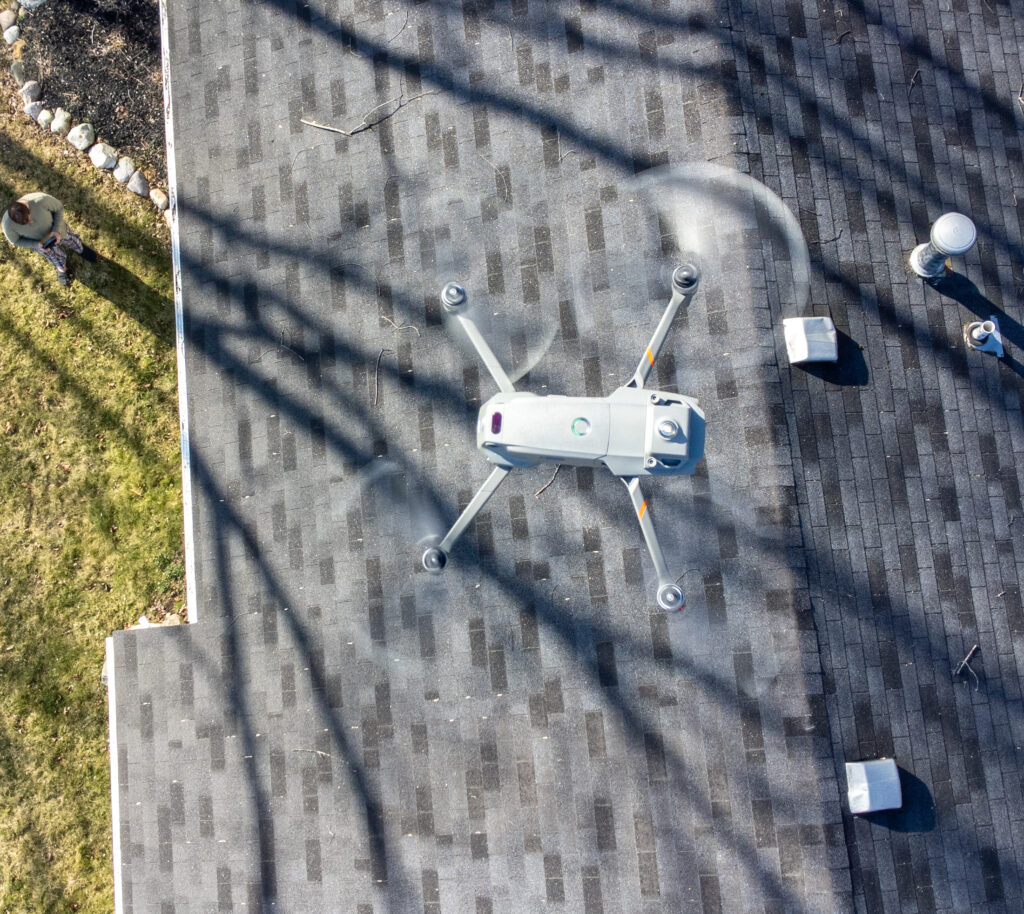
108 0 1024 911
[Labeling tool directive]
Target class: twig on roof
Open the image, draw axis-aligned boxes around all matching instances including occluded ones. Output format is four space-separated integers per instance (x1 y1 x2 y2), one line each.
386 9 410 43
374 348 393 407
301 90 437 138
908 68 920 97
248 332 305 364
477 152 511 201
535 465 561 498
380 314 420 336
276 332 305 362
809 228 844 245
953 643 980 690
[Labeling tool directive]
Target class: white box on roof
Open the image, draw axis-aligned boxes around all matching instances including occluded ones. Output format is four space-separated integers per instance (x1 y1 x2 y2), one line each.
783 316 838 363
845 758 902 814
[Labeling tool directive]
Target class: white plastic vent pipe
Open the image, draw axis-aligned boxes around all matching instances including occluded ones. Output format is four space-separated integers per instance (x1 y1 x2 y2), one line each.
910 212 977 278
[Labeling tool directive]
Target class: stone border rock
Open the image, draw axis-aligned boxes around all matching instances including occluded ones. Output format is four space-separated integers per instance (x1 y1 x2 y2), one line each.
3 0 170 221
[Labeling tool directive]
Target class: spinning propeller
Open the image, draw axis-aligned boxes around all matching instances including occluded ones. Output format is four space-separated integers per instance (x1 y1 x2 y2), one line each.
638 162 812 394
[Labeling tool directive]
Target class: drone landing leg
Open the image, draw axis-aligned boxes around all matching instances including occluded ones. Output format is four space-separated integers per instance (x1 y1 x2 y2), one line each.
622 477 685 611
422 465 510 571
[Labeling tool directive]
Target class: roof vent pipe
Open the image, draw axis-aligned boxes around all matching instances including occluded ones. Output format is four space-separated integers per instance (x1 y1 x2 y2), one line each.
910 212 976 278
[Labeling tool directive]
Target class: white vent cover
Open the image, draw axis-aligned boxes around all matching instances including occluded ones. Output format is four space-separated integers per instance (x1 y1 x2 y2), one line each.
845 758 902 814
783 316 838 364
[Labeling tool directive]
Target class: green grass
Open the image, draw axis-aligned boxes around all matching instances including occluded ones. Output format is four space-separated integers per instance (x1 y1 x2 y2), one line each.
0 105 183 913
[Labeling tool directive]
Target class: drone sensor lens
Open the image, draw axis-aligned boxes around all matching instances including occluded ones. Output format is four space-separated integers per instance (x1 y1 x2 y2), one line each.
572 417 591 437
658 419 680 440
491 412 502 434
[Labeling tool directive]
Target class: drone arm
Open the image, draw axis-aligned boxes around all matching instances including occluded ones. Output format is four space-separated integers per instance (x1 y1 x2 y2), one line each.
440 283 516 393
437 465 511 553
623 477 671 582
450 312 517 394
627 264 700 389
622 477 685 610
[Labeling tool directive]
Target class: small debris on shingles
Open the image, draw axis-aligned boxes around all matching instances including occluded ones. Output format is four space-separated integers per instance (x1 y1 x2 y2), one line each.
809 228 843 245
301 90 437 138
908 68 920 97
535 465 560 498
374 348 393 407
476 152 510 200
248 333 305 365
380 314 420 336
953 643 980 690
385 9 410 44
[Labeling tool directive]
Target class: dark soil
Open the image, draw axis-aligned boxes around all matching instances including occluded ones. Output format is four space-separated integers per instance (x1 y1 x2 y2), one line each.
16 0 166 184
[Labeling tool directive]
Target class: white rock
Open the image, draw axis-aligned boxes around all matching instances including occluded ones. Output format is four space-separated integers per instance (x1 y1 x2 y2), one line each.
127 170 150 198
18 79 40 102
66 123 95 150
113 157 135 183
22 101 41 120
0 10 15 30
89 143 117 169
36 108 52 129
19 0 51 10
150 188 169 211
50 108 70 135
10 60 25 83
3 25 19 44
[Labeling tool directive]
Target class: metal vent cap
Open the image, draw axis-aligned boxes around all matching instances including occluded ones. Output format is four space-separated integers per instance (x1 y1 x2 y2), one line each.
931 213 976 255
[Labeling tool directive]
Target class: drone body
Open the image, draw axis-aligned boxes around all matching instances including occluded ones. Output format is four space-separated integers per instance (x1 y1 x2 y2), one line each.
477 388 704 477
422 265 706 610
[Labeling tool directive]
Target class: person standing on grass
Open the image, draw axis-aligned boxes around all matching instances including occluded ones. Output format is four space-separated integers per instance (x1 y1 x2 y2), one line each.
2 192 96 287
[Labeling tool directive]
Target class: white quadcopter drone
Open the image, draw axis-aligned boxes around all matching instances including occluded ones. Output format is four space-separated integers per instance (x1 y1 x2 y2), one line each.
421 264 706 611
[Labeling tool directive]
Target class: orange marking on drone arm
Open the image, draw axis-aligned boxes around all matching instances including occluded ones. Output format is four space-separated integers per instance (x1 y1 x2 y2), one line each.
646 348 654 365
638 500 647 519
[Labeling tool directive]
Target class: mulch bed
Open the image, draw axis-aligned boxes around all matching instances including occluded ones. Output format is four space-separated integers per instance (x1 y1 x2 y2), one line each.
17 0 166 184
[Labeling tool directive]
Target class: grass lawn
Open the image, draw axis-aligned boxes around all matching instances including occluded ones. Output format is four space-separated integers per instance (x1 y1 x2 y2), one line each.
0 105 182 913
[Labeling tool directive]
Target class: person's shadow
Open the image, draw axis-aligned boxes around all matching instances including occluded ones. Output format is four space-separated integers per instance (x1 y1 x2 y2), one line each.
75 252 174 345
930 271 1024 377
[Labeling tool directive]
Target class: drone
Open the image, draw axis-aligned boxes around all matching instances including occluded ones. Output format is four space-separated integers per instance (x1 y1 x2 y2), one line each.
421 264 706 611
